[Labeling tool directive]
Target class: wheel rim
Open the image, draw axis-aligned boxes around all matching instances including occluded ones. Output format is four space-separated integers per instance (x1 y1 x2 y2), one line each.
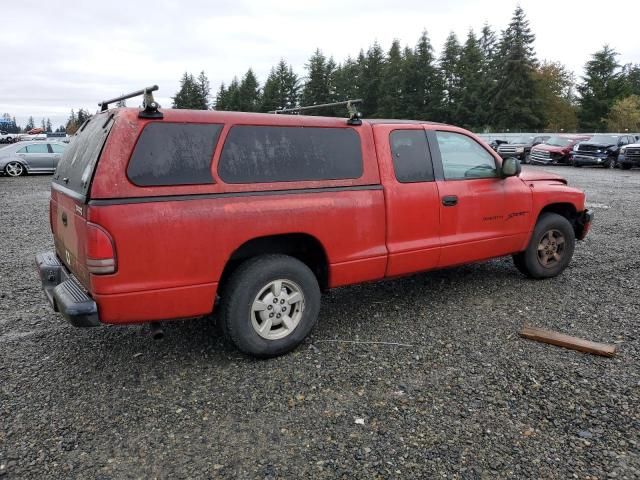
5 162 23 176
250 279 305 340
537 229 566 268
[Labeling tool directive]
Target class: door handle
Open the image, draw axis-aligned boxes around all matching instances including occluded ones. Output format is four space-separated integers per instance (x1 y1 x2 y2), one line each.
61 212 67 226
442 195 458 207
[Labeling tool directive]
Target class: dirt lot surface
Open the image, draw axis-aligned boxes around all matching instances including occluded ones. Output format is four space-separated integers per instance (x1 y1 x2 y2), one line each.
1 166 638 479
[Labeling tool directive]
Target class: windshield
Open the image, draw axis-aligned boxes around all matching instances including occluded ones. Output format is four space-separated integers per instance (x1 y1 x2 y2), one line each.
588 135 618 145
546 136 571 147
510 136 533 144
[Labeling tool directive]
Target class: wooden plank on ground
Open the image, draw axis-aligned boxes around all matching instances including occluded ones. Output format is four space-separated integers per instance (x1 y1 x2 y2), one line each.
520 325 617 357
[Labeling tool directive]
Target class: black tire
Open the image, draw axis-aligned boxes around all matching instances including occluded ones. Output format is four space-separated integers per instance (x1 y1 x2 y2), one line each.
573 162 582 168
606 158 615 168
512 213 576 279
621 164 632 170
219 254 321 358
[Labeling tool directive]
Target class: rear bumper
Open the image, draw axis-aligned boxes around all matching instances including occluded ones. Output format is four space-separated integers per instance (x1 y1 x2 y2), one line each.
35 251 100 327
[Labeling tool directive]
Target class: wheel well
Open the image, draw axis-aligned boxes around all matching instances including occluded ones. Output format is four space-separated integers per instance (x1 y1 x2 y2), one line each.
219 234 329 294
538 203 580 232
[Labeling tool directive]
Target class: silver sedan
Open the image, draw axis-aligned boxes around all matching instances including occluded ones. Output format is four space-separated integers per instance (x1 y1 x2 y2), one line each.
0 141 67 176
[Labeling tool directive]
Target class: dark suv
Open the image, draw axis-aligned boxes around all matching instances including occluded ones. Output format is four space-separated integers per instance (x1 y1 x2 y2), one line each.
497 135 550 164
573 134 636 168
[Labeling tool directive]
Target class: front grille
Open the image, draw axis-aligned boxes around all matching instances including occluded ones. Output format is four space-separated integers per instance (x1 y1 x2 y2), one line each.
498 145 518 154
625 148 640 161
530 150 551 162
577 144 599 153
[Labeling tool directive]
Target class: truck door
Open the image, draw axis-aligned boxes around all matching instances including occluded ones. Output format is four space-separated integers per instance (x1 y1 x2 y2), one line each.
427 129 531 267
373 125 441 277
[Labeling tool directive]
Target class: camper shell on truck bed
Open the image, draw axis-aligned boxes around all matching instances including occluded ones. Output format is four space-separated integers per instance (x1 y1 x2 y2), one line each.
36 91 593 357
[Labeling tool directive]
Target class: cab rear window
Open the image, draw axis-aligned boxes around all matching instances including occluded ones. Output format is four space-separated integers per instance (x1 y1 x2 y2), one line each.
53 113 114 196
218 125 363 183
127 123 222 186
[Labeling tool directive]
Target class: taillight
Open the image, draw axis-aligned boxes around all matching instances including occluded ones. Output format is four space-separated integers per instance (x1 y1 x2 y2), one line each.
49 200 57 235
86 223 116 274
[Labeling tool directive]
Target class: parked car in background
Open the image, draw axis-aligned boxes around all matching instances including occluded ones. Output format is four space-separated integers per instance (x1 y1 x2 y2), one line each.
0 131 17 144
572 134 636 168
618 142 640 170
0 141 67 176
497 135 550 163
488 138 508 152
530 135 591 166
35 100 593 358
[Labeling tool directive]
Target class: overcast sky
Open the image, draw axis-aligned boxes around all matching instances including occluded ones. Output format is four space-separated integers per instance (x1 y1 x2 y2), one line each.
2 0 638 128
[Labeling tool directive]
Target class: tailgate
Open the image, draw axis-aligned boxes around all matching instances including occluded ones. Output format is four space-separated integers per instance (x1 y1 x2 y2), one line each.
50 112 115 289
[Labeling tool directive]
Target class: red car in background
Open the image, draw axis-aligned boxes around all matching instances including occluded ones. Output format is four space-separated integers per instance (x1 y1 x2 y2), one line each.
529 135 591 165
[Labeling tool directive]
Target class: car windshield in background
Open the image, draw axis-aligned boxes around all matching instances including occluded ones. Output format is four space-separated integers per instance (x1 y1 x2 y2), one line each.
546 136 571 147
588 135 618 144
511 136 534 144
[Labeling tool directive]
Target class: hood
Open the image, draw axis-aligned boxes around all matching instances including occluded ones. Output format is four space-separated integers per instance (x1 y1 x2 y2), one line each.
519 169 567 184
580 142 616 149
533 144 568 153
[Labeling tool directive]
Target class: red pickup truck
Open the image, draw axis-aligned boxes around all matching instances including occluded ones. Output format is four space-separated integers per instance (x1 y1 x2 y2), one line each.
36 100 592 357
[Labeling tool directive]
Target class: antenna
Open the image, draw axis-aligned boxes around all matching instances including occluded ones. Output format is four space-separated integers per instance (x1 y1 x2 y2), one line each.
270 99 363 126
98 85 163 119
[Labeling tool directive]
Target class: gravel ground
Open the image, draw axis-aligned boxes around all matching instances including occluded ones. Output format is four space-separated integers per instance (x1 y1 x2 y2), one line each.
1 167 639 479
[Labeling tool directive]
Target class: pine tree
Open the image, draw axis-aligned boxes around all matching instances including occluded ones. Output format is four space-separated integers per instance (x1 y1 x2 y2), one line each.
172 72 206 109
403 31 443 121
359 42 385 117
45 118 52 133
77 109 91 125
455 30 485 129
439 32 462 124
40 119 46 131
577 45 624 131
65 110 77 135
238 69 261 112
214 83 229 110
492 6 543 130
378 40 404 118
197 71 211 109
301 49 333 109
25 116 35 132
478 24 498 128
332 56 361 104
260 59 300 112
227 77 242 111
621 63 640 96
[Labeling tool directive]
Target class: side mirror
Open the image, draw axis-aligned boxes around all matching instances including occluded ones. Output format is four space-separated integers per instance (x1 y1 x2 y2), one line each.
501 157 521 178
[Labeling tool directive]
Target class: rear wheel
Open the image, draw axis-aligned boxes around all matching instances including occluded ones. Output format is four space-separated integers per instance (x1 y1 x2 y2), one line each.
5 161 24 177
513 213 575 279
220 254 321 358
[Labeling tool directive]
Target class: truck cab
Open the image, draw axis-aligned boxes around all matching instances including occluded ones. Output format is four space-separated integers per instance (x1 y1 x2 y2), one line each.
35 89 593 357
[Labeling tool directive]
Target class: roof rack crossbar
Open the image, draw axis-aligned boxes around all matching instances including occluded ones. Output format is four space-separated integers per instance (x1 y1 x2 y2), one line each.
269 99 363 126
98 85 163 119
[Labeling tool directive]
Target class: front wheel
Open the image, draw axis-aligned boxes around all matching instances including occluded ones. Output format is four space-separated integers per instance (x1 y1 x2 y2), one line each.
220 254 321 358
513 213 576 279
5 161 25 177
621 164 632 170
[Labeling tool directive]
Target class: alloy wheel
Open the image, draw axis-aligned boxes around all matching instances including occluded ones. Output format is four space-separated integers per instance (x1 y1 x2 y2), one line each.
5 162 24 177
250 279 305 340
537 229 566 268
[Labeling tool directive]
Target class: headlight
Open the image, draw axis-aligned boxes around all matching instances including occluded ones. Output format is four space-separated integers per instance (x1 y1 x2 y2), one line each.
516 147 524 153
